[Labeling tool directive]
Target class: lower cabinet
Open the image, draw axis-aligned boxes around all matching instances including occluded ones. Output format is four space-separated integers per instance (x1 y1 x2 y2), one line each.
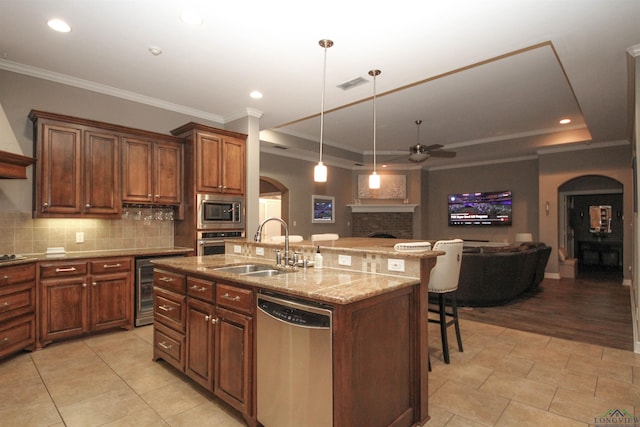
0 262 36 359
39 257 133 347
154 271 253 424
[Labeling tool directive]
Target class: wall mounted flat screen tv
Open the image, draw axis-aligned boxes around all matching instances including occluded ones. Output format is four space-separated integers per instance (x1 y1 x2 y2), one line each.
448 190 512 226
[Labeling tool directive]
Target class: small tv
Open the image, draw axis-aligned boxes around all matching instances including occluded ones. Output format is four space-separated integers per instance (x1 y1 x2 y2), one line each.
448 190 512 226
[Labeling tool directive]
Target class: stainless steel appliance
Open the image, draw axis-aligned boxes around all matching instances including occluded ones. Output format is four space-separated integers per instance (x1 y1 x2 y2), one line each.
257 292 333 427
196 230 244 256
134 254 184 326
197 193 244 230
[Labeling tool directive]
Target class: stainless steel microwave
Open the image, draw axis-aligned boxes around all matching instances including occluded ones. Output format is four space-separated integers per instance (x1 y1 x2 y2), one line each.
197 194 245 230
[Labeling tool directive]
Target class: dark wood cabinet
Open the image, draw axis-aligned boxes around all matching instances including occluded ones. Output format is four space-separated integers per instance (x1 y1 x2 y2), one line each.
39 257 133 347
121 137 182 205
0 262 36 359
195 132 245 195
154 270 253 424
30 112 121 218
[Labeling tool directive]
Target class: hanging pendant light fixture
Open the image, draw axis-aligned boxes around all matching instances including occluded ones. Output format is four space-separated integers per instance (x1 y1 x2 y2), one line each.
314 39 333 183
368 69 381 189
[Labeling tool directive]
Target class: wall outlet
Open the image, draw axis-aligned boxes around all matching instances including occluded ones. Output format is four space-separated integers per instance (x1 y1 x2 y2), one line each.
388 259 405 272
338 254 352 266
233 245 242 254
75 231 84 243
255 247 265 256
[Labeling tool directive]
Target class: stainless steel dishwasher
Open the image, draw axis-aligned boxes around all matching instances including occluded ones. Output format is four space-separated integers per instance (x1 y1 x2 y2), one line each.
257 292 333 427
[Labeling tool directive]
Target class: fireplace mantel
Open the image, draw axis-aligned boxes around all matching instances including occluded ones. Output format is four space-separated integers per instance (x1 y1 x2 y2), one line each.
347 204 418 213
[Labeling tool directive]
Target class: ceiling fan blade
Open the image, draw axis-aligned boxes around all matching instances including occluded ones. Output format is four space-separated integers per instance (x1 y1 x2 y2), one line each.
379 154 410 164
421 144 443 151
428 150 457 158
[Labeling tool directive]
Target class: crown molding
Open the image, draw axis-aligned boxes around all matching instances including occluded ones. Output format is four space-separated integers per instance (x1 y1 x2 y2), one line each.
0 59 226 123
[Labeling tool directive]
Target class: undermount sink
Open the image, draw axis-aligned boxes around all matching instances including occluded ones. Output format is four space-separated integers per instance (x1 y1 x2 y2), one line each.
212 264 292 277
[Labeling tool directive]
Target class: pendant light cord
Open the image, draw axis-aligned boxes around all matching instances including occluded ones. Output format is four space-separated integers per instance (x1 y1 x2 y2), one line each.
319 40 331 163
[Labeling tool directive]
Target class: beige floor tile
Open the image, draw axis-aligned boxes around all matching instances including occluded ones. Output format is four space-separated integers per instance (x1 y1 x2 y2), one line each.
527 363 597 394
165 400 245 427
546 337 604 359
509 344 571 370
101 406 169 427
140 376 211 419
471 348 535 377
595 376 640 407
45 365 128 407
566 353 633 383
429 358 494 388
0 398 63 426
549 386 629 424
602 346 640 367
442 414 488 427
496 328 551 349
0 352 40 385
479 371 557 410
430 380 510 425
495 400 586 426
132 324 154 344
422 404 455 426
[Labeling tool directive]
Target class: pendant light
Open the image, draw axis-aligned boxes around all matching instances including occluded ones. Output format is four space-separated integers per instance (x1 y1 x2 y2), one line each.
314 39 333 183
368 69 381 189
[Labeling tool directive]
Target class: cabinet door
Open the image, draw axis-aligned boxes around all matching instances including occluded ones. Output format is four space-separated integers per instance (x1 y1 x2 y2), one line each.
214 306 251 413
121 137 153 203
186 298 215 390
38 123 82 215
196 132 222 193
84 130 121 215
90 272 131 331
40 277 89 344
153 141 182 204
221 137 245 195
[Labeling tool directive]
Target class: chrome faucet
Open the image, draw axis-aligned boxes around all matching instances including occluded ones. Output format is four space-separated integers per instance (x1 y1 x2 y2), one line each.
254 217 290 267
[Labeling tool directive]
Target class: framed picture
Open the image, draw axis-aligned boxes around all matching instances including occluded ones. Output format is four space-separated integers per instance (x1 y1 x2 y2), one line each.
311 195 335 223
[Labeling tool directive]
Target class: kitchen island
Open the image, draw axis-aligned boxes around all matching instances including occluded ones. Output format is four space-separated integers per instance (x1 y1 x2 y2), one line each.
151 238 440 427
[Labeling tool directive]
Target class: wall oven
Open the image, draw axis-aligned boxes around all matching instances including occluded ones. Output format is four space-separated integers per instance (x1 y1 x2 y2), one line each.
197 193 244 230
197 230 244 256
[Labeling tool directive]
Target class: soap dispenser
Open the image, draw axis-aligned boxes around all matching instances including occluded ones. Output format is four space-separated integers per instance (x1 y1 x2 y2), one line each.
314 246 323 270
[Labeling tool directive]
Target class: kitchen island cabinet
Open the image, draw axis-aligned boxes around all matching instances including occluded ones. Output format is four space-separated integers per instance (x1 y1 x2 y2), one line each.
152 238 438 427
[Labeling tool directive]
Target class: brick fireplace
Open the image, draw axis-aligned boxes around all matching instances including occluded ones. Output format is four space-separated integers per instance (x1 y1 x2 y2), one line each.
349 204 418 239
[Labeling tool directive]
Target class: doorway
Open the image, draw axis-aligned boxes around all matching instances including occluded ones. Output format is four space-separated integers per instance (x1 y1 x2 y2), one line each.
559 175 624 280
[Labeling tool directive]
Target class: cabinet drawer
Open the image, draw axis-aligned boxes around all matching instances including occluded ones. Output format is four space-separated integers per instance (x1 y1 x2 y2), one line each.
216 283 253 315
40 261 88 278
0 314 36 358
187 276 215 303
154 322 185 371
154 269 185 293
0 263 35 286
0 282 35 321
154 287 185 332
90 257 132 274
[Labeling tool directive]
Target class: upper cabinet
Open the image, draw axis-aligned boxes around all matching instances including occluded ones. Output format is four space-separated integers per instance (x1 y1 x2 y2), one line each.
30 112 121 217
172 122 246 196
121 137 182 205
29 110 184 218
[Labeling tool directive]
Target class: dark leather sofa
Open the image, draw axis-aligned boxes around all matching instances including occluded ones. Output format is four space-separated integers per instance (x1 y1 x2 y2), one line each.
456 242 551 307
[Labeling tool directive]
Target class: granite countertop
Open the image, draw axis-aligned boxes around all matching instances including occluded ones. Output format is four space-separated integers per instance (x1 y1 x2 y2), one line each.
151 253 424 305
0 247 193 267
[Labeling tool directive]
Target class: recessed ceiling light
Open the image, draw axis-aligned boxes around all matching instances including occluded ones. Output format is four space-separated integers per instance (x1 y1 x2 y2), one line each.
559 118 571 124
250 91 263 99
149 46 163 56
47 18 71 33
180 10 203 25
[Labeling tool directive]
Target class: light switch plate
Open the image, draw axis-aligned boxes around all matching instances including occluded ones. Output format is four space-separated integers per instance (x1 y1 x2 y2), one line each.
388 259 405 272
338 254 352 266
75 232 84 243
255 247 265 256
233 245 241 254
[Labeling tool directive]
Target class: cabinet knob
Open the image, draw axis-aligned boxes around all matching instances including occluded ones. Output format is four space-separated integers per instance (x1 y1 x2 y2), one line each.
42 202 49 211
147 194 152 198
82 283 87 287
211 317 218 324
155 194 160 198
85 204 91 208
92 282 97 286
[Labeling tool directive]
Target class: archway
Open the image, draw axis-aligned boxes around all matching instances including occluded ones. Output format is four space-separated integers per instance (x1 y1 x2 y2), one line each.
559 175 623 279
259 177 289 240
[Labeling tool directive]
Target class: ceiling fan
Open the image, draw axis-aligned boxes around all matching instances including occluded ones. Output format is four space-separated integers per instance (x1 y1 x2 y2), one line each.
406 120 456 162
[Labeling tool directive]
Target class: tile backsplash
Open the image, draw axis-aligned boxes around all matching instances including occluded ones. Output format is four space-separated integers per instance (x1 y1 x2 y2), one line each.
0 211 174 255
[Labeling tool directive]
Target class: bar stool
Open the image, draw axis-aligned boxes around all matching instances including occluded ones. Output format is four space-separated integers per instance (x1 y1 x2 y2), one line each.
428 239 464 364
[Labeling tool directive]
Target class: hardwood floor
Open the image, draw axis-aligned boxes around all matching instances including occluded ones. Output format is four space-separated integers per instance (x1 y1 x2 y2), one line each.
456 267 634 350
